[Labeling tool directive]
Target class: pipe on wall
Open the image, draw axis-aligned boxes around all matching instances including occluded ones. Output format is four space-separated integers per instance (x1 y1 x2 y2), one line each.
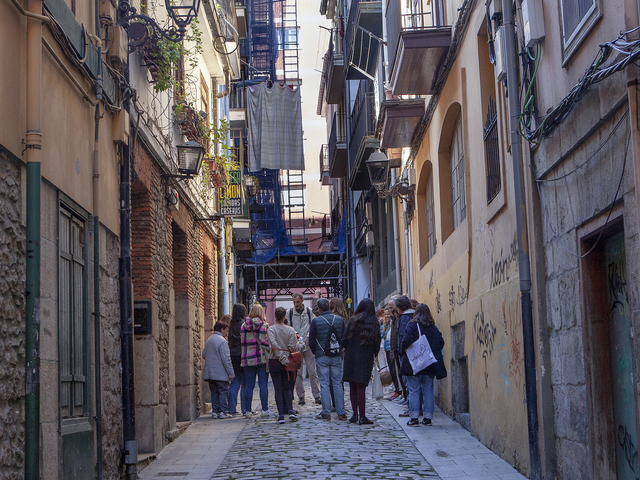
390 169 402 296
24 0 44 477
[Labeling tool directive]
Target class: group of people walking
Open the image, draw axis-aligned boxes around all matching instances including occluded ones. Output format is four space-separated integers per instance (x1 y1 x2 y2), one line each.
202 291 446 428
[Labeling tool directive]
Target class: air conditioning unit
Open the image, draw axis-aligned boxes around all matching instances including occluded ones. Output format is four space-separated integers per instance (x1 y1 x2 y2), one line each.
493 26 507 82
486 0 502 21
521 0 545 47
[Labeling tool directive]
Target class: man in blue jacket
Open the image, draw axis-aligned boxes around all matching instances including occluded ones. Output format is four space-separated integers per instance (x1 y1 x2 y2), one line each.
309 298 347 421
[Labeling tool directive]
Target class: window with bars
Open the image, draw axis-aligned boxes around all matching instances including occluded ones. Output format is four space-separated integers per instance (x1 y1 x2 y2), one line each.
425 170 436 260
560 0 599 56
484 97 501 203
450 116 466 230
59 206 88 419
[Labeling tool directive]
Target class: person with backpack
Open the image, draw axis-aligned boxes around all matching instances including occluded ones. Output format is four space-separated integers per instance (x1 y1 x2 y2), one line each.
308 297 347 421
288 292 321 406
342 298 382 425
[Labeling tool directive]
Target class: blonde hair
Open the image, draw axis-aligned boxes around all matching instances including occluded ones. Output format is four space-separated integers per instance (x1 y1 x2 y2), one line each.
248 303 265 322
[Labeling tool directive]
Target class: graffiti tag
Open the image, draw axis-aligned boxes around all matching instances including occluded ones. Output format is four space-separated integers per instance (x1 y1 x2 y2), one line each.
490 234 518 289
618 424 640 479
474 301 496 388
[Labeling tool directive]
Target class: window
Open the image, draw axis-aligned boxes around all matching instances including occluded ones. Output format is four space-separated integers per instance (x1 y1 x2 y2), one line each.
560 0 600 60
425 170 436 260
59 206 87 418
484 97 501 203
450 115 466 230
277 27 298 50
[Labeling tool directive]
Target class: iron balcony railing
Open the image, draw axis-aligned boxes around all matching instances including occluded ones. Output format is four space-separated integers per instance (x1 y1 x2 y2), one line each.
386 0 445 74
344 0 378 60
328 111 347 159
350 87 376 139
319 144 330 174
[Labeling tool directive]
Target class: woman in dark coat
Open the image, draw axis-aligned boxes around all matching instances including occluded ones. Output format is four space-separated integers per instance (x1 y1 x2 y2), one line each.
342 298 381 425
399 303 445 426
228 303 247 415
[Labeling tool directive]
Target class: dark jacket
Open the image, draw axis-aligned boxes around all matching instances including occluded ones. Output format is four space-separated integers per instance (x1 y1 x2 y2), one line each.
228 317 243 357
342 318 381 385
399 321 445 377
309 311 345 358
396 309 415 351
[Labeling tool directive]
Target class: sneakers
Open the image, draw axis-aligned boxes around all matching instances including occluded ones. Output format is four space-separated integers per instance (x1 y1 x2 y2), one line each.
277 415 285 424
298 397 306 405
212 412 220 419
315 412 331 421
358 416 373 425
314 397 322 405
407 418 420 426
348 415 358 424
337 414 347 421
245 412 252 419
422 418 432 426
398 398 409 406
261 409 275 418
386 392 399 401
399 411 410 418
289 413 299 422
219 413 232 419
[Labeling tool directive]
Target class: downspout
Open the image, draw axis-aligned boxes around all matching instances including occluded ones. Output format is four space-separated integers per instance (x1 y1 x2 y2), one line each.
93 1 104 477
390 169 402 295
221 218 229 315
25 0 43 477
404 208 413 298
502 0 540 478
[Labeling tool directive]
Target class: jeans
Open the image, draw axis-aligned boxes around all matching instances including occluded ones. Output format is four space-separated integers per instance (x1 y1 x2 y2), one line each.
244 363 269 412
315 355 345 416
208 380 230 414
269 359 296 416
406 374 434 420
229 356 247 414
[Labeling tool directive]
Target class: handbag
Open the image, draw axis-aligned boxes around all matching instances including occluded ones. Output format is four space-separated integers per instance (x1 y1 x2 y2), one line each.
372 367 384 399
378 365 393 387
273 348 302 372
406 324 437 375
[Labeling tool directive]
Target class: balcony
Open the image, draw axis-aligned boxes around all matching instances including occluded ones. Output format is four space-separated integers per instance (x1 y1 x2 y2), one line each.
319 144 331 185
235 0 247 39
345 0 382 80
349 88 378 191
229 82 246 133
325 36 344 104
328 111 348 178
379 98 425 148
387 1 451 95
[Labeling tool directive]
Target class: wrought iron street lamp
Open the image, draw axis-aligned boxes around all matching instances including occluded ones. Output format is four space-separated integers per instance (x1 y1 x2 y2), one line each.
366 148 416 222
118 0 201 50
163 141 205 178
365 148 390 192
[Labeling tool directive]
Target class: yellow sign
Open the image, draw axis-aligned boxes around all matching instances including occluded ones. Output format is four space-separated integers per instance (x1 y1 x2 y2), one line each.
220 168 242 216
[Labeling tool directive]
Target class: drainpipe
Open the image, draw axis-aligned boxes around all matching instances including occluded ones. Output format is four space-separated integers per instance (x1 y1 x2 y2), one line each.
120 141 137 480
221 218 229 315
93 1 104 477
390 169 402 296
502 0 540 478
404 208 413 298
25 0 43 477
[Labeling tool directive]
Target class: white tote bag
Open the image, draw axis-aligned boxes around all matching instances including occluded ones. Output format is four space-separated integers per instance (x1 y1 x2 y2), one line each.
372 367 384 399
406 324 437 374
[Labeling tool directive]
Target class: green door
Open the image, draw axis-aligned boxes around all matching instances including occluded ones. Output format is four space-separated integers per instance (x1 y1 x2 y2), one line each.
606 232 639 479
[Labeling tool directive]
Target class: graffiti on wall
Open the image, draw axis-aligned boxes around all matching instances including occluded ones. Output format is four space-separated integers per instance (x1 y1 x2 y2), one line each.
496 336 512 395
474 301 496 388
429 270 434 294
449 276 468 312
436 289 442 314
490 234 518 289
618 424 639 479
608 259 628 315
502 294 524 392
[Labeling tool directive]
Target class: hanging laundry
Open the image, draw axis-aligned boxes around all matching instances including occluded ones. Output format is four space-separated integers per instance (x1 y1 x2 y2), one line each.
247 82 305 172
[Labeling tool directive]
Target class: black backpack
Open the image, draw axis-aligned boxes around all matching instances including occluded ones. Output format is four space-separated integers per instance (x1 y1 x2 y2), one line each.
317 314 342 356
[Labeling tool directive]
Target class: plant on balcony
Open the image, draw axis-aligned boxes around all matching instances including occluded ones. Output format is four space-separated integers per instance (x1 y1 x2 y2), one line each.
197 119 238 202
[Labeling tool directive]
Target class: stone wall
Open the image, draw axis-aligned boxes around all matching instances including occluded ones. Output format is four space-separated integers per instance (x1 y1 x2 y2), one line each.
0 150 26 480
99 227 123 480
533 78 640 479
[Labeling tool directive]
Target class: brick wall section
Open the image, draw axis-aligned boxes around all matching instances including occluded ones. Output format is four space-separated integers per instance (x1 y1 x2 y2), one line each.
0 152 26 480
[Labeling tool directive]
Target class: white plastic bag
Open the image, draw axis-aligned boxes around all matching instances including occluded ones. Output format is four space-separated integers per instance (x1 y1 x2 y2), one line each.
406 324 437 374
372 367 384 399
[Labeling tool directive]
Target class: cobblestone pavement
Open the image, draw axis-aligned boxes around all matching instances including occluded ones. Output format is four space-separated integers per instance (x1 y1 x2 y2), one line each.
209 396 439 480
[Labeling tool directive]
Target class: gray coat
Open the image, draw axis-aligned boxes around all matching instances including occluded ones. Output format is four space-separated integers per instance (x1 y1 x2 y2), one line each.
203 332 234 381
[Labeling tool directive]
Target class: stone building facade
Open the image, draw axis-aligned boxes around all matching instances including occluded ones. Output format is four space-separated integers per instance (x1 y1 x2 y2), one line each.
0 149 26 480
131 134 219 455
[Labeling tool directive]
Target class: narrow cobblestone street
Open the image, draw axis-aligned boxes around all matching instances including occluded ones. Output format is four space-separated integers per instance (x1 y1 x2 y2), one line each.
138 381 527 480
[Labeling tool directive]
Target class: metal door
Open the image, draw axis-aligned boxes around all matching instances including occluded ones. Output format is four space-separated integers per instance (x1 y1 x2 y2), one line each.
606 232 639 479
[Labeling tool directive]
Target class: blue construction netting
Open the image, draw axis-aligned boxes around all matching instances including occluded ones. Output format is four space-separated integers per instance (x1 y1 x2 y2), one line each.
247 168 306 263
332 213 347 253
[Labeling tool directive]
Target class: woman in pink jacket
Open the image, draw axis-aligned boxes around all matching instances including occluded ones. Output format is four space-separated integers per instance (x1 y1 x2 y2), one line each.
241 304 272 418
